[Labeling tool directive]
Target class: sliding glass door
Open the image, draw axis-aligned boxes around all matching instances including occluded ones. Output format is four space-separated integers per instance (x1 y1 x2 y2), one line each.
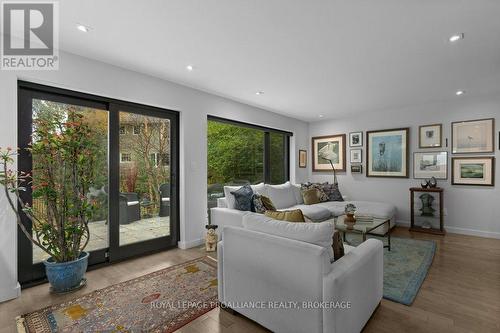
18 82 179 285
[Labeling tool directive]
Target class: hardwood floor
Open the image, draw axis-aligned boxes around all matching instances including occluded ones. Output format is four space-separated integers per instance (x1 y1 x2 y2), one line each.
1 227 499 333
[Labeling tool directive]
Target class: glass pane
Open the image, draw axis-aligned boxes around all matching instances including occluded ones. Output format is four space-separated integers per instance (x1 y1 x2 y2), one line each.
119 112 171 245
270 132 287 184
31 99 108 263
207 120 264 209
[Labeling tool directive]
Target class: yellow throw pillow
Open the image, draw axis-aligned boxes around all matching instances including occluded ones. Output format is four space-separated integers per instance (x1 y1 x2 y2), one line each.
260 195 277 211
302 188 320 205
264 209 305 222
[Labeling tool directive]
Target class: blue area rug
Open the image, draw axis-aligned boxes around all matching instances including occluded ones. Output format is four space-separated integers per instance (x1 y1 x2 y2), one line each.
346 235 436 305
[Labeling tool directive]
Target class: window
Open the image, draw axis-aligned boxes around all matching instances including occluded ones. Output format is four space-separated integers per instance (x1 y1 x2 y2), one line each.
121 152 132 163
133 124 141 135
119 126 126 135
207 116 291 209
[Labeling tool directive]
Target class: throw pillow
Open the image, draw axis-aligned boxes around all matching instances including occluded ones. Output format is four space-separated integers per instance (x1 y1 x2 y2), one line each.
322 182 344 202
332 230 345 261
230 185 254 211
260 195 277 211
264 209 305 222
302 188 320 205
252 194 266 214
301 182 329 202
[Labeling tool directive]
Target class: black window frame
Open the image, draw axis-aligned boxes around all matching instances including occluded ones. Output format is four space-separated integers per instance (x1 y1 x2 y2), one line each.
207 115 292 184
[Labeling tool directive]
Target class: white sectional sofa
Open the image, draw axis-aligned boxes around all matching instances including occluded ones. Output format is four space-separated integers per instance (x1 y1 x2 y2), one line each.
217 213 384 333
210 182 397 238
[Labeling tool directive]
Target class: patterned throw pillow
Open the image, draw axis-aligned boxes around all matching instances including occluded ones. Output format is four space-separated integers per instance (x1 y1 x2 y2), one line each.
252 194 266 214
230 185 254 211
322 182 344 202
260 195 277 211
301 182 329 202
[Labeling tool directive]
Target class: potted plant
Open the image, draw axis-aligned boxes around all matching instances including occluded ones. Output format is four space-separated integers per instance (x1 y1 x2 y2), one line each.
0 110 100 293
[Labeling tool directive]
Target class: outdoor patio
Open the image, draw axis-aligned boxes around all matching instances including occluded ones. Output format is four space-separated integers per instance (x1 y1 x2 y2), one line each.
33 216 170 263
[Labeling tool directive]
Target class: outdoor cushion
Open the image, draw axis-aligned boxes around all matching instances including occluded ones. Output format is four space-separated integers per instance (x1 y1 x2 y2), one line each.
284 204 332 222
127 201 139 206
161 197 170 202
318 200 396 219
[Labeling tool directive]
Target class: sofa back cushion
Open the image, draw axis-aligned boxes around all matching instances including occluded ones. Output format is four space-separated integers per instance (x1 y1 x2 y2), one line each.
224 183 265 209
265 182 297 209
242 214 334 258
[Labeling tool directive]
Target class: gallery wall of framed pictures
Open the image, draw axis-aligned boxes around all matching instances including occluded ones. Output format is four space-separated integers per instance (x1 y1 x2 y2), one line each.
311 116 496 187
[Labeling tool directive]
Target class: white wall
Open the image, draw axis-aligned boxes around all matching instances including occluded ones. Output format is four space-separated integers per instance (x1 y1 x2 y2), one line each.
0 51 309 302
309 95 500 239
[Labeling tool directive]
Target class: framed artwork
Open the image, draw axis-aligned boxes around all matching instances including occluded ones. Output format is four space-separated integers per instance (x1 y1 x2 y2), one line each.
419 124 442 148
312 134 346 172
452 118 495 154
299 150 307 168
366 128 409 178
349 132 363 147
351 165 363 174
413 151 448 179
350 149 362 163
452 157 495 186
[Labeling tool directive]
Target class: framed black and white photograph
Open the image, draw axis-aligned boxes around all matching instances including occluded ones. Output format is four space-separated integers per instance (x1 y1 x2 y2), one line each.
452 157 495 186
299 150 307 168
452 118 495 154
413 151 448 179
350 149 362 163
351 165 363 174
366 128 409 178
419 124 442 148
349 131 363 147
312 134 346 172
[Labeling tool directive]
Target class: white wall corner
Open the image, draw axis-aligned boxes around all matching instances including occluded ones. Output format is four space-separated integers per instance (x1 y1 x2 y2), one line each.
0 282 21 303
178 238 205 249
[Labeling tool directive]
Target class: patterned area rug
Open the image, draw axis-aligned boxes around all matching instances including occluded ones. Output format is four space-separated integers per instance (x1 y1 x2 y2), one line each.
17 256 218 333
346 235 436 305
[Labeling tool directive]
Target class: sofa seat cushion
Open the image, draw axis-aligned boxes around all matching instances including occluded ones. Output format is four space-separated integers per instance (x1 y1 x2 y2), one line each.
317 200 396 220
242 214 334 258
265 182 297 209
284 204 332 222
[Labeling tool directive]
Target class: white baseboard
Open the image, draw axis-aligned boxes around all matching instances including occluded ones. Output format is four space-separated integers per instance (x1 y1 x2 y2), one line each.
396 220 500 239
0 282 21 303
178 238 204 249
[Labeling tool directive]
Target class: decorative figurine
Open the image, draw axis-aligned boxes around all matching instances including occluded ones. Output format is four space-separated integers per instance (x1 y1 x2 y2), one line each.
421 179 429 188
419 193 436 217
205 224 218 252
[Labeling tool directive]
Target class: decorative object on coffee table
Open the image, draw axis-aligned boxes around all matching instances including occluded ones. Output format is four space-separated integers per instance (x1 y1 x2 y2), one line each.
312 134 346 172
344 203 357 229
366 127 409 178
205 225 218 252
410 187 445 235
451 156 495 186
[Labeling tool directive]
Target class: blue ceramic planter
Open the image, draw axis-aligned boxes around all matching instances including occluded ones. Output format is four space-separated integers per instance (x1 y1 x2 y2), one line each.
43 251 89 293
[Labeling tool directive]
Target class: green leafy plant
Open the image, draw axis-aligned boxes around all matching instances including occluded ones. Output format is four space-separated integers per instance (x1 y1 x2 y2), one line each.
0 110 100 262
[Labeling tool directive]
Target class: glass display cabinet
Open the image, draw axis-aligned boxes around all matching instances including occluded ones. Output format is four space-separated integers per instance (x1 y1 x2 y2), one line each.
410 187 445 235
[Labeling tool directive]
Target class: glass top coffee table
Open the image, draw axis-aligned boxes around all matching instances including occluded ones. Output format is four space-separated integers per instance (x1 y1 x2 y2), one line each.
335 215 391 251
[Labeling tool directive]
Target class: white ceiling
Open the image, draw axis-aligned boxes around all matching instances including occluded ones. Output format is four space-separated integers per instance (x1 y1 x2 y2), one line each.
58 0 500 122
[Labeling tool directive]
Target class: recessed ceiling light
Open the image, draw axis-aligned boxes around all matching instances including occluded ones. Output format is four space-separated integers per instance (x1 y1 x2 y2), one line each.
186 65 194 71
76 24 90 33
318 115 324 118
449 33 464 43
455 90 465 96
255 91 264 95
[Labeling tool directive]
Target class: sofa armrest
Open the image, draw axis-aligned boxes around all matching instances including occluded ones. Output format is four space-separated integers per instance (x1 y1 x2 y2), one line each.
210 207 250 240
217 197 228 208
322 239 383 333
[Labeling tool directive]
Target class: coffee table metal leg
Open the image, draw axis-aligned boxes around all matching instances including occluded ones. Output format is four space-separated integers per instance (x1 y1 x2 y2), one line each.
362 233 366 242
